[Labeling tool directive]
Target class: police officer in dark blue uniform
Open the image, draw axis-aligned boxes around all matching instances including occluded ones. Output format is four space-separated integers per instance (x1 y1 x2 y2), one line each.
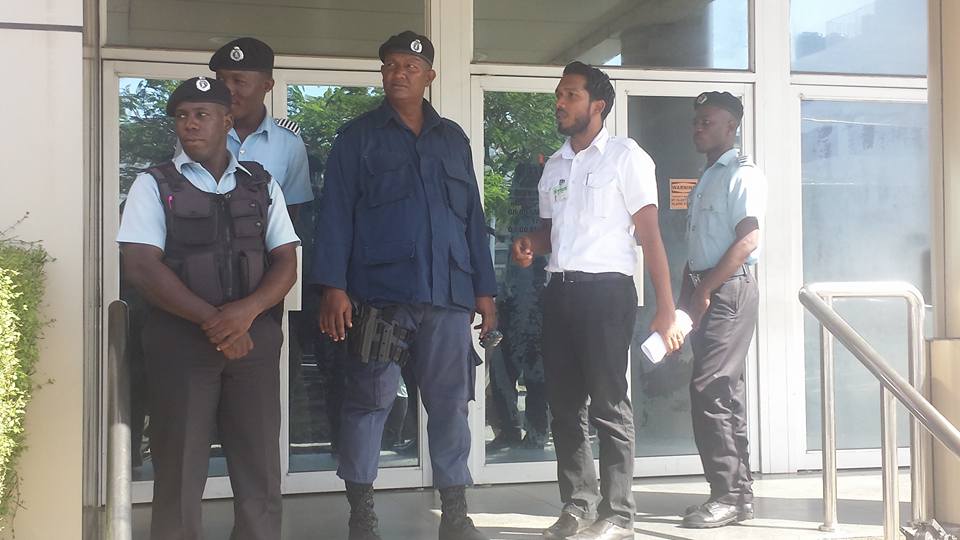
309 31 498 540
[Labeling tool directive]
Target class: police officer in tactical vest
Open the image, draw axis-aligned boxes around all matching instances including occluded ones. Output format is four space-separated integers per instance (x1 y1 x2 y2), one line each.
118 77 299 540
310 31 498 540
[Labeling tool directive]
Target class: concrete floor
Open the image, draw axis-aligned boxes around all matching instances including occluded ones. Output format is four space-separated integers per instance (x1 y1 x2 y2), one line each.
132 471 916 539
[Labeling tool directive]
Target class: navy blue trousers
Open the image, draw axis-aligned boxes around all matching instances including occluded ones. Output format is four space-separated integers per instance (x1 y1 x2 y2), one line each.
337 304 476 488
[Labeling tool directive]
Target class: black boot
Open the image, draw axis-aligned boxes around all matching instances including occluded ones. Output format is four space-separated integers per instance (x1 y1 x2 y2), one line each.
345 482 381 540
438 486 487 540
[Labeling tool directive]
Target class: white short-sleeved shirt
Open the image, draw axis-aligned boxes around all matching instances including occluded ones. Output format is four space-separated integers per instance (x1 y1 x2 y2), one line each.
538 128 659 276
117 150 300 252
686 148 766 271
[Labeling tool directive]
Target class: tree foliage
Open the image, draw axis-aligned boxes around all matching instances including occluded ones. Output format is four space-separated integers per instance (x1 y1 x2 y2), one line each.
119 79 178 194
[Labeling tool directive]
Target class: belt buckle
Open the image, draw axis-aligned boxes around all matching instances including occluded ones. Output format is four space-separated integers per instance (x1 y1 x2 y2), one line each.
689 272 702 288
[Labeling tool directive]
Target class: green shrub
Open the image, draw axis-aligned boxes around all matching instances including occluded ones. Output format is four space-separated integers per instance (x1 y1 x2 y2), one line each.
0 232 48 526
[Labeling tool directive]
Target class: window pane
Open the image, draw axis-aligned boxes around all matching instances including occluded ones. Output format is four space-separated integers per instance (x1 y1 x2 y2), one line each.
801 100 931 451
627 95 742 458
106 0 423 57
118 77 214 482
791 0 927 75
284 85 421 472
474 0 749 70
483 91 564 464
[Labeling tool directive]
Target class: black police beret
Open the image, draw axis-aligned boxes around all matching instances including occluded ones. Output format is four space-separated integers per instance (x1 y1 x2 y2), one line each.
695 91 744 121
209 37 274 72
165 77 232 116
379 31 434 65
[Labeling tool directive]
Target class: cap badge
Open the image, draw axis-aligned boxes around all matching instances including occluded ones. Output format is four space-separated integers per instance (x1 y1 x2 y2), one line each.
196 77 211 92
696 94 708 105
410 39 423 53
230 46 244 62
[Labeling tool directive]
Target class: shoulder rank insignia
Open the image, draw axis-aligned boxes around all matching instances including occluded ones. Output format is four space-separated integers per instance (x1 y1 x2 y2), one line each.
737 154 755 167
274 117 302 136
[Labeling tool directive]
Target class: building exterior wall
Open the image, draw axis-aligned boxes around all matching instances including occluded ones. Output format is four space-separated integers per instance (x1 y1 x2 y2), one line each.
0 2 85 539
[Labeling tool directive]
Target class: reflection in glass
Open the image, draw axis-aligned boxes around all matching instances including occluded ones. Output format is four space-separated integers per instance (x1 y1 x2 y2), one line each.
285 86 420 472
627 96 729 458
475 0 748 70
483 91 564 464
106 0 424 57
118 78 191 481
801 100 930 450
791 0 927 75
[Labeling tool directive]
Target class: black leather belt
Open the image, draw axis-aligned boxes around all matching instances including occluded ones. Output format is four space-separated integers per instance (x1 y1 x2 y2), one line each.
688 264 749 288
551 271 630 284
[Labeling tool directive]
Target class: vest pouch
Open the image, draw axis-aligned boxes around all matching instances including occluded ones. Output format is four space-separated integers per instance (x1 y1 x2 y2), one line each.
229 198 266 239
238 249 267 298
182 251 225 306
169 193 218 245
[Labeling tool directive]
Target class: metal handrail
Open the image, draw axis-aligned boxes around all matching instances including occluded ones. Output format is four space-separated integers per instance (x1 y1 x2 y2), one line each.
106 300 132 540
799 282 960 540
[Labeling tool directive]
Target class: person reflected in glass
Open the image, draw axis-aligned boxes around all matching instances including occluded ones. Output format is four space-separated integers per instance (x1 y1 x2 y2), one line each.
512 62 685 540
678 92 765 528
488 161 550 453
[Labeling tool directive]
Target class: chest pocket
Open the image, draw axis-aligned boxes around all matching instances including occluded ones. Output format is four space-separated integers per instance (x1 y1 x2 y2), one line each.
363 151 413 207
584 169 618 218
691 188 728 235
229 197 266 238
169 193 218 245
442 157 472 221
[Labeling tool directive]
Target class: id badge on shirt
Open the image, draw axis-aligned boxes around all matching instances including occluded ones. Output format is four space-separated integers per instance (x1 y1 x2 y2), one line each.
552 178 568 203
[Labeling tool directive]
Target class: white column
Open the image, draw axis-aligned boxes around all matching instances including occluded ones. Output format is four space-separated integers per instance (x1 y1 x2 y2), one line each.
928 0 960 525
0 1 85 538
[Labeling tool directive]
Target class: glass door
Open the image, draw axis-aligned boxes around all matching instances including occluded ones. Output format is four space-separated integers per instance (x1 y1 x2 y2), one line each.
103 62 432 503
470 76 754 484
270 70 433 493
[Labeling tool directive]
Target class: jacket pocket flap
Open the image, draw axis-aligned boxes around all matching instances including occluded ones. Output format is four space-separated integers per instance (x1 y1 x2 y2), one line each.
364 151 409 175
450 247 473 273
171 193 213 218
442 157 471 183
363 241 415 266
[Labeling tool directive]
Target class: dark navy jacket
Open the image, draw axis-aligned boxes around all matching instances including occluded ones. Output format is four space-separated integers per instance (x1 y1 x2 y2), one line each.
309 99 497 311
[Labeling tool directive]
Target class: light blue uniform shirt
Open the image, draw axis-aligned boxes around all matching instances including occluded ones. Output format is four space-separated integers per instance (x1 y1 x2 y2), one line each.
686 148 766 272
117 150 300 252
227 112 313 205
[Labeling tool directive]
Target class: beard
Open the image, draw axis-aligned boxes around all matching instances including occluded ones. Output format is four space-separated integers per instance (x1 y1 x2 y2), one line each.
557 111 591 136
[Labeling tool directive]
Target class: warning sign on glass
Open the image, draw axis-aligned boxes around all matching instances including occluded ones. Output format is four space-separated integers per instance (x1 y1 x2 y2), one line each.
670 179 698 210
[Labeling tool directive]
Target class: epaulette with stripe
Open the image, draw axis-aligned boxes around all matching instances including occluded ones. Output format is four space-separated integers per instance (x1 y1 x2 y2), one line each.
274 117 302 136
737 154 755 167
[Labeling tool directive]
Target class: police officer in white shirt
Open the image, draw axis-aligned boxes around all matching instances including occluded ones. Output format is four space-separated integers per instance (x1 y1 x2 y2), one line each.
512 62 685 540
678 91 765 529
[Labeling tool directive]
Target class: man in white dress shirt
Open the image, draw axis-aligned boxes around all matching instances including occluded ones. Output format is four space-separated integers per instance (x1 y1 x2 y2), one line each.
512 62 684 540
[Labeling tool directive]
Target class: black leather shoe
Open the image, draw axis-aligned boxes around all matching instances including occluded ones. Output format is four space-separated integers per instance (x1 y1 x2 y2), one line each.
568 520 633 540
542 512 590 539
682 501 753 521
681 500 745 529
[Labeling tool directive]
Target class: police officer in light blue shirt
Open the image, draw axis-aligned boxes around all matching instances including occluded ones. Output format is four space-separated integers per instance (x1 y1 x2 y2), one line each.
117 77 299 540
679 91 766 529
310 31 497 540
209 37 313 216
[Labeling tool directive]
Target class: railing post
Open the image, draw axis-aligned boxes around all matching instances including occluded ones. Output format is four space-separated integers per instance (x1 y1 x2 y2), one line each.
880 386 899 540
106 300 132 540
820 295 838 533
907 297 931 524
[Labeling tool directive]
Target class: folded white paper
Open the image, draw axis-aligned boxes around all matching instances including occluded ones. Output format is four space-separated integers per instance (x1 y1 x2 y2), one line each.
641 309 693 364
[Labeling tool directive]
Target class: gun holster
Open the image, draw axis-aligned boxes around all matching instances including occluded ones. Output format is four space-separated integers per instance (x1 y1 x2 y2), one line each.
347 301 414 366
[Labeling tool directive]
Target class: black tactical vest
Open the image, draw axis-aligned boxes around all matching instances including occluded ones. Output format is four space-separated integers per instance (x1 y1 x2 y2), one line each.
146 161 272 308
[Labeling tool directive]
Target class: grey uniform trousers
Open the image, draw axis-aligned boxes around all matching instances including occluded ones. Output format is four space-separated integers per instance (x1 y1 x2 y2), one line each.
688 271 758 505
143 309 283 540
